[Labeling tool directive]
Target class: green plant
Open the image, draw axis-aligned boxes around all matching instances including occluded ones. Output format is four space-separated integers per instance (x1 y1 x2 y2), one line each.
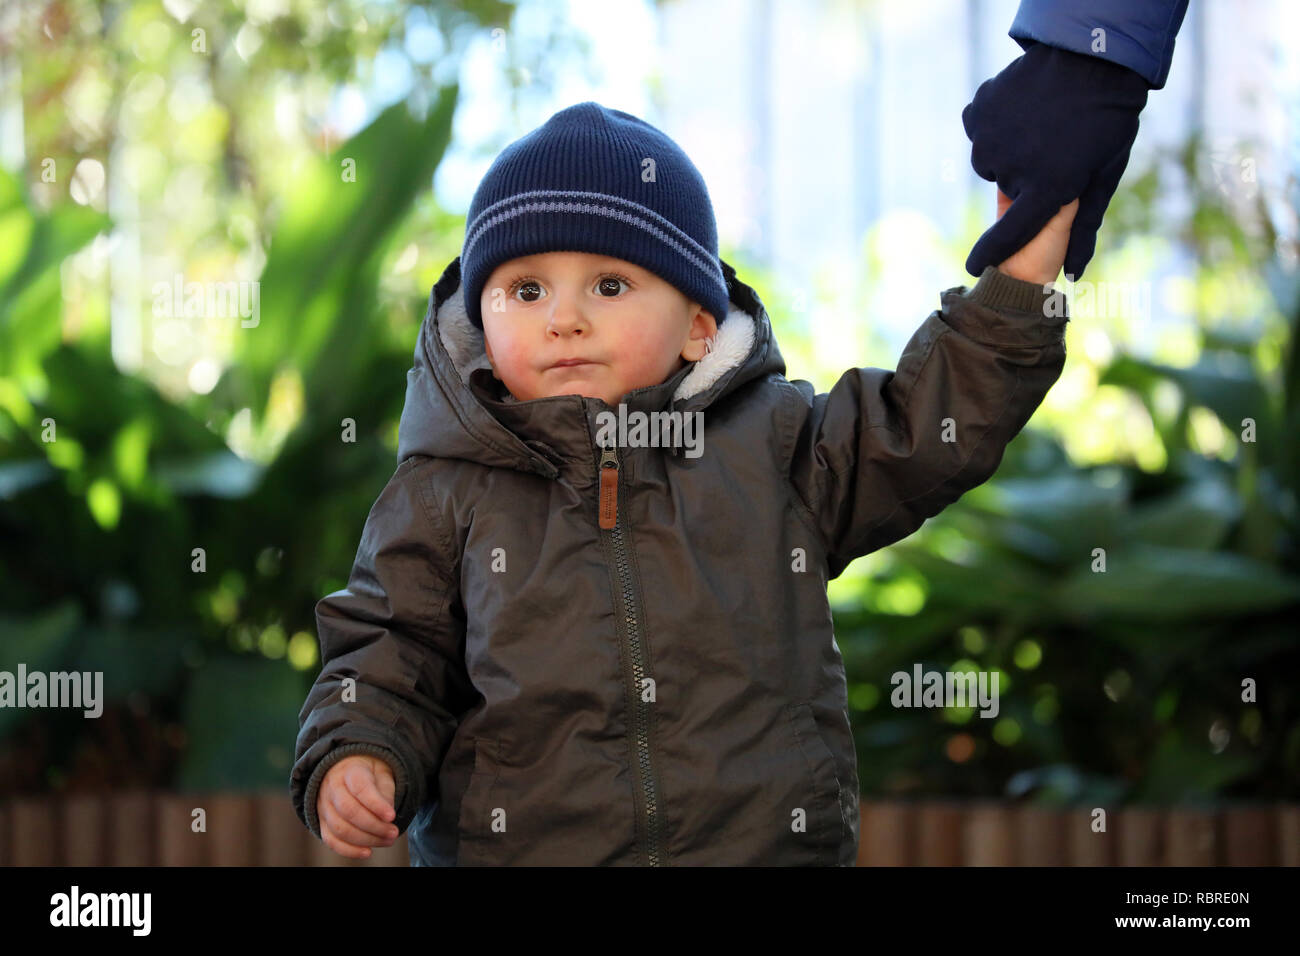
0 90 457 793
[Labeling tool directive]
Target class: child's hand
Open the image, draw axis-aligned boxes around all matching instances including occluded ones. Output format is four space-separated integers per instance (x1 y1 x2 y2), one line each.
317 754 399 859
992 189 1079 286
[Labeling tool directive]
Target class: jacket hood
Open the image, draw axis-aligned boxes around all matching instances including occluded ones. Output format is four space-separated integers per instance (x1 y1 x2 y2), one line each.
395 255 787 478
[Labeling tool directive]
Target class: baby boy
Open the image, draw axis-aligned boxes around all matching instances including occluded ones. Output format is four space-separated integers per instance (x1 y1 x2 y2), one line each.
291 102 1075 866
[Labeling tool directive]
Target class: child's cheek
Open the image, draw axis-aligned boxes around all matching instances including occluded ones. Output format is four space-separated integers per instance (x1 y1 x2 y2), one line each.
617 324 673 372
486 331 526 373
498 346 532 385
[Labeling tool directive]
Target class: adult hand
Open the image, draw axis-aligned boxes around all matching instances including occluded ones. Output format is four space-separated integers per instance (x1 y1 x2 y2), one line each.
962 42 1150 279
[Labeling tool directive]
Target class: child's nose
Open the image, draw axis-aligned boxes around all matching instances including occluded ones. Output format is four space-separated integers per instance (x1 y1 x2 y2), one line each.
546 298 589 336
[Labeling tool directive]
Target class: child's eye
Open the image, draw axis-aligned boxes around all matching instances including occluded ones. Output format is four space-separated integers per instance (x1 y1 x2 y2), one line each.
503 273 632 303
595 274 632 297
507 277 544 303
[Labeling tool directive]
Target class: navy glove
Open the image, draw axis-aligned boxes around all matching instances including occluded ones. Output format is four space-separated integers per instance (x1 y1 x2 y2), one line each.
962 42 1151 279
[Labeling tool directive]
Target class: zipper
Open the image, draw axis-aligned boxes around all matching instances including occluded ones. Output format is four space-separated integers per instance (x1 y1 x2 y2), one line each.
596 440 665 865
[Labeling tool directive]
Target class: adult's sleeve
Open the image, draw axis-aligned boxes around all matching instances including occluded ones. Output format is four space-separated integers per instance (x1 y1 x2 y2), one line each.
780 267 1069 580
290 455 470 841
1009 0 1190 89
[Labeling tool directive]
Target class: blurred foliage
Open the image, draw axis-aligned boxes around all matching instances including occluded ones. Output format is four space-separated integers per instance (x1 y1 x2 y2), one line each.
0 87 459 791
1 0 1296 807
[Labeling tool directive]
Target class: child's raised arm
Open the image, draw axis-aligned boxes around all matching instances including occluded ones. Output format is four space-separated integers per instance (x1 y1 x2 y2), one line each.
777 197 1076 579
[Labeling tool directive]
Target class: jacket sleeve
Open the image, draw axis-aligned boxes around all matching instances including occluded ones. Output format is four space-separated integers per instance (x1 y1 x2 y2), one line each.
779 266 1068 581
1008 0 1190 89
290 455 468 841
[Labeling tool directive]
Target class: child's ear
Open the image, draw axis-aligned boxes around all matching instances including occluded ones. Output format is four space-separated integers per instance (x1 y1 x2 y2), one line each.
680 304 717 363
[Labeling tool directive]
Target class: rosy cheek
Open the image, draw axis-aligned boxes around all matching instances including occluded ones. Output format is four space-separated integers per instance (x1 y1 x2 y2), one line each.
488 335 526 373
617 327 670 365
515 343 540 371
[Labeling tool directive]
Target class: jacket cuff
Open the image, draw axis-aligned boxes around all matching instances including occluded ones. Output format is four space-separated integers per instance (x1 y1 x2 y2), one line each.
940 266 1069 349
1008 1 1179 89
964 265 1056 312
302 741 420 841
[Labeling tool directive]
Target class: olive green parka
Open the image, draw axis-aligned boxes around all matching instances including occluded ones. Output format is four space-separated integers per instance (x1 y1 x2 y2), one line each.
290 256 1067 866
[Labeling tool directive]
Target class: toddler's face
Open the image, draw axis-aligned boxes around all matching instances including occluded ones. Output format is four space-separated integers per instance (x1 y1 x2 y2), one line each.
479 252 717 407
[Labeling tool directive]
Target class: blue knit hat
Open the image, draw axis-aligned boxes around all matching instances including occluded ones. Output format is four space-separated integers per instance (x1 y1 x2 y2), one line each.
460 102 730 331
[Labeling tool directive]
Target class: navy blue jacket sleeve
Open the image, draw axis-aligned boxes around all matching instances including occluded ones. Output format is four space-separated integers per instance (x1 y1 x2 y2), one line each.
1009 0 1189 89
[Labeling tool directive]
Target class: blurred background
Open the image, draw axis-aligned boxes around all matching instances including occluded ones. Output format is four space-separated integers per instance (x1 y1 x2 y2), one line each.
0 0 1296 866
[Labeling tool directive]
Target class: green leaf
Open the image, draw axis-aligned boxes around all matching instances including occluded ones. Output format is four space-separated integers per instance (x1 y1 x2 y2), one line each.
1052 545 1300 621
1100 353 1274 440
236 87 459 422
1126 476 1241 550
967 472 1130 558
0 166 108 377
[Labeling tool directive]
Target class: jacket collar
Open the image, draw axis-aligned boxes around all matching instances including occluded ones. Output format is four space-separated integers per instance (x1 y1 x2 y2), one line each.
395 255 783 480
463 360 699 469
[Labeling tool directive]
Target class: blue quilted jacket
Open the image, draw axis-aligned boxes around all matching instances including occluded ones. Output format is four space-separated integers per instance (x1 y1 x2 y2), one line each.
1011 0 1190 88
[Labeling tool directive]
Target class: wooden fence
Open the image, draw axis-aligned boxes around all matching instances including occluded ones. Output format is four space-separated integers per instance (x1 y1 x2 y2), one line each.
0 792 1295 866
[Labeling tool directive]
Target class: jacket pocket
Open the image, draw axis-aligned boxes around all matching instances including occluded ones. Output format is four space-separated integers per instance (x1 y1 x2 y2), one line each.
456 737 502 866
785 701 846 865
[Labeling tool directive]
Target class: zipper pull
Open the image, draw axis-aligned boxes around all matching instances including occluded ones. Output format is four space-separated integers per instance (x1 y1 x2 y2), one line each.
598 446 619 529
